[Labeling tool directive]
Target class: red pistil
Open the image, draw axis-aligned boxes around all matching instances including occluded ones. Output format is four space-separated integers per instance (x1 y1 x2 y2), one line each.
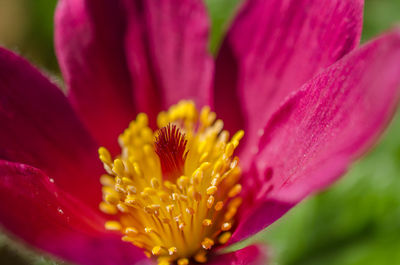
155 124 188 181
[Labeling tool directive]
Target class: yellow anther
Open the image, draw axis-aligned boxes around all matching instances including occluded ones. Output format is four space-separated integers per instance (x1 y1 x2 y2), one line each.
213 161 223 174
151 204 161 212
232 139 240 148
218 232 232 244
232 130 245 143
144 144 154 156
197 140 207 154
158 191 170 202
145 227 153 233
105 194 119 205
230 157 239 168
136 113 148 127
228 197 243 209
168 247 177 256
171 193 179 201
166 204 174 213
121 235 135 243
188 187 202 201
117 203 130 213
228 184 242 198
152 246 162 256
140 193 151 202
192 169 203 185
100 174 115 186
215 201 224 211
125 194 138 205
145 205 159 215
186 207 195 215
199 152 209 163
201 238 214 250
98 147 111 164
205 110 216 126
194 251 207 263
206 186 217 195
177 258 189 265
163 181 173 190
122 177 134 185
207 196 215 209
221 222 232 231
211 175 221 186
99 202 118 215
131 241 145 248
112 159 125 176
157 111 168 128
225 143 235 157
132 162 142 177
115 177 122 185
200 162 211 170
213 120 224 133
126 185 137 194
141 127 153 142
202 219 212 226
151 178 160 189
115 184 125 193
218 131 229 143
143 187 157 196
224 208 237 220
180 194 188 202
105 221 121 231
177 176 189 189
102 186 115 195
200 106 211 124
125 227 139 235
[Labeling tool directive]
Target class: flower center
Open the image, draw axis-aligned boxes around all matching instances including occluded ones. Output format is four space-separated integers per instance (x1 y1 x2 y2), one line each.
98 101 244 265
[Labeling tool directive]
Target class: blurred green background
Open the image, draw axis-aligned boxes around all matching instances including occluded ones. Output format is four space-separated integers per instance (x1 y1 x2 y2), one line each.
0 0 399 264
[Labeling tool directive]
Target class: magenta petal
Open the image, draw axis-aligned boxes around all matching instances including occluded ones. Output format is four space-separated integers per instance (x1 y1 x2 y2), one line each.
214 0 364 167
123 0 214 122
0 160 147 265
55 0 135 153
0 47 103 210
232 30 400 243
209 245 268 265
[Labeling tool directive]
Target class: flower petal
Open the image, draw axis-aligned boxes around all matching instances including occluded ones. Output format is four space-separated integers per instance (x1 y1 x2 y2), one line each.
0 160 147 265
209 245 268 265
0 47 102 210
123 0 214 122
214 0 364 166
55 0 136 153
232 30 400 243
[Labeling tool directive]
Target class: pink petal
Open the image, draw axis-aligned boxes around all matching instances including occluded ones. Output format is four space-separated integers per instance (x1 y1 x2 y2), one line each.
55 0 136 153
0 47 102 210
0 160 147 265
231 30 400 243
209 245 268 265
123 0 214 122
214 0 364 168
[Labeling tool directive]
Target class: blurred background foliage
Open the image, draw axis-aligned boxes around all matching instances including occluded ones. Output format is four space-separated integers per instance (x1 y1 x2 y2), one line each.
0 0 399 264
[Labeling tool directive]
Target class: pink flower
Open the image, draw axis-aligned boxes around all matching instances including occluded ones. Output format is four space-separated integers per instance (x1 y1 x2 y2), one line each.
0 0 400 264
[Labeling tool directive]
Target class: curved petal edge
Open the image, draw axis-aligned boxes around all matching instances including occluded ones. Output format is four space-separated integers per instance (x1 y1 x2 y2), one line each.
0 160 147 265
232 29 400 243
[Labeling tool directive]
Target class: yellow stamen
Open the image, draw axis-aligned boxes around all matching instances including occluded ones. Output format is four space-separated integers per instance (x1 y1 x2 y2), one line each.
98 100 244 264
104 221 122 231
218 232 232 244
